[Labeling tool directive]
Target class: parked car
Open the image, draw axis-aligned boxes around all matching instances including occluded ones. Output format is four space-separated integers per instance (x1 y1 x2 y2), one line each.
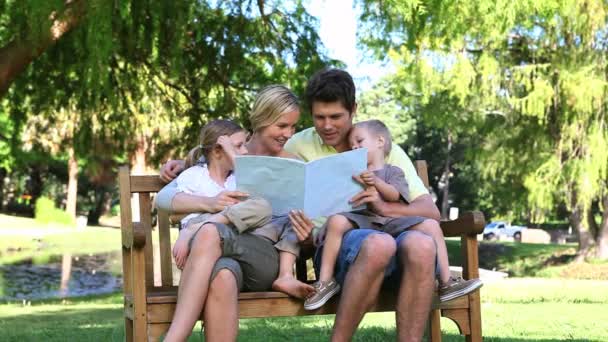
483 221 527 242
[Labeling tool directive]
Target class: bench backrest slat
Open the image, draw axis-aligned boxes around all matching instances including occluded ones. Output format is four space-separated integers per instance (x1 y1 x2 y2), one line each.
136 193 155 288
414 160 430 188
157 210 174 287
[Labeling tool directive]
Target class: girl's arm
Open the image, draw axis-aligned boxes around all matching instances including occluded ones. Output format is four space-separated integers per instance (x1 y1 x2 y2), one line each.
156 169 247 214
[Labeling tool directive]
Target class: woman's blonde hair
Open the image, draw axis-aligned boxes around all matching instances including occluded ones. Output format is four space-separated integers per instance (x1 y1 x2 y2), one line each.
185 119 244 168
249 85 299 132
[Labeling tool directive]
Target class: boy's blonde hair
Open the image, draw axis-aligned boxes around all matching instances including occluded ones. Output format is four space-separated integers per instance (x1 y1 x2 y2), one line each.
250 85 299 132
185 119 244 168
354 120 392 156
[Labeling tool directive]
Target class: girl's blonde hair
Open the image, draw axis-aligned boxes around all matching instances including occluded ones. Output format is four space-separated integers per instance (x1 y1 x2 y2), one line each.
185 119 244 168
249 85 299 132
354 120 393 156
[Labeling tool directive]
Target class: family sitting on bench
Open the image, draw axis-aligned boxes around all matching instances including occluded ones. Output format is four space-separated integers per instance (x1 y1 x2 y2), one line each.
156 68 482 341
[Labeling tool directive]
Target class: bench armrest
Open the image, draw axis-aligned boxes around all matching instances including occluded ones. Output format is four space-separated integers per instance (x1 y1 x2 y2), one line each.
440 211 485 237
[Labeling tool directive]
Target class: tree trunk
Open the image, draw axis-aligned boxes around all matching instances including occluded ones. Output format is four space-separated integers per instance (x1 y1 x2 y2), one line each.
87 186 110 225
66 146 78 219
0 167 6 211
28 166 43 202
569 204 594 261
596 194 608 260
0 0 86 97
131 135 148 175
440 131 452 219
59 252 72 298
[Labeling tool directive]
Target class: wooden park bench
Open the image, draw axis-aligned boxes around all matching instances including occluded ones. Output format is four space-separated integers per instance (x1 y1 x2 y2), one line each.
118 161 485 341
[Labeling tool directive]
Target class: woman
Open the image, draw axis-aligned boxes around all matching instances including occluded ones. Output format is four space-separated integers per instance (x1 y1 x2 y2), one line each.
158 85 314 342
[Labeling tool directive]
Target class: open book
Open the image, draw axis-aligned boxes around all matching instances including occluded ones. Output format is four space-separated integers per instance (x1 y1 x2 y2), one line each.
234 149 367 218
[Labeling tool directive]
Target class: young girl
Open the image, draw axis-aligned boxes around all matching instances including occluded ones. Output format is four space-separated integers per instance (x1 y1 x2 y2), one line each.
171 119 251 268
304 120 482 310
170 118 313 299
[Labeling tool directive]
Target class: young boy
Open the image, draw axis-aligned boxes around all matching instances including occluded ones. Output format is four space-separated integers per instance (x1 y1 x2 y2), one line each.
304 119 482 310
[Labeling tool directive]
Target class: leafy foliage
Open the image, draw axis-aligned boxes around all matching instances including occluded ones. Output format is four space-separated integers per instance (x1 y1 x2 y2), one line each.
359 1 608 250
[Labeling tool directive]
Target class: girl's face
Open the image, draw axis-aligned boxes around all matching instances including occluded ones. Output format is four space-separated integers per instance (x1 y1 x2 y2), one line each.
226 131 249 156
349 126 385 163
255 109 300 155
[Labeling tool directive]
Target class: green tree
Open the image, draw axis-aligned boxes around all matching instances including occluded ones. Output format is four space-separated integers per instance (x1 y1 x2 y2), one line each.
1 0 336 217
360 0 608 258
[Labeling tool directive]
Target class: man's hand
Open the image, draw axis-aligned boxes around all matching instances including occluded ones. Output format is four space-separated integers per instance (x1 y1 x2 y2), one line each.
209 191 249 212
289 210 314 246
353 171 376 187
160 160 186 183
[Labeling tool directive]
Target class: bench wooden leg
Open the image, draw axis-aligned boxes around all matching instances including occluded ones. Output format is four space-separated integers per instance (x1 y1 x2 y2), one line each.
125 317 134 342
428 309 442 342
466 290 482 342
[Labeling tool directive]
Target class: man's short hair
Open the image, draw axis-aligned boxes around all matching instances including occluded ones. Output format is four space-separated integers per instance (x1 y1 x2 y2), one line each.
305 68 356 114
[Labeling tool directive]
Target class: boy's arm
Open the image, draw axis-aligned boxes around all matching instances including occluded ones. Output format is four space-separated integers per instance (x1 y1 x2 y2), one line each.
373 176 401 202
350 180 440 221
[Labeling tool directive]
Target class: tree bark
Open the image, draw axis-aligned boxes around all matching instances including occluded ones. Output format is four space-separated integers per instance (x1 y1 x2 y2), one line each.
131 135 148 175
0 0 86 97
0 167 6 211
66 145 78 219
87 186 110 225
570 204 595 261
597 194 608 260
59 252 72 298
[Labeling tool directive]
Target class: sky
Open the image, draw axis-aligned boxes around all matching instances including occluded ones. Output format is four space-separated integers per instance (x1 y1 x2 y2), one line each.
305 0 392 90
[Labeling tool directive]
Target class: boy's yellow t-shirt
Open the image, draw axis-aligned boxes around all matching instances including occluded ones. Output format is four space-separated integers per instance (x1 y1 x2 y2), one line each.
284 127 429 244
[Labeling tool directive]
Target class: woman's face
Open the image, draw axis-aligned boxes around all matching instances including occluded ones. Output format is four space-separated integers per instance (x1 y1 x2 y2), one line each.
256 109 300 154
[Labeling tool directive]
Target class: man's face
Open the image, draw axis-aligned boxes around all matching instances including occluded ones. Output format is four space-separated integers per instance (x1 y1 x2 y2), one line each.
311 101 354 152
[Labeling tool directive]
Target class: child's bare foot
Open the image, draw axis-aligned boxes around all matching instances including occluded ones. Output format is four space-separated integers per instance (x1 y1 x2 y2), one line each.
272 275 315 299
172 225 199 269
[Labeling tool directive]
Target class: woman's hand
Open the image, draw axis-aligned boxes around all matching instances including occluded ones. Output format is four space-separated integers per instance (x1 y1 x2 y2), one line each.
209 191 249 212
289 210 314 245
160 160 186 183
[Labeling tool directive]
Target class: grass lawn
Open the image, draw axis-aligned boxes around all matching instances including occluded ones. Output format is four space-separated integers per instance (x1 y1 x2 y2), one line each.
0 278 607 341
2 214 608 340
445 239 608 279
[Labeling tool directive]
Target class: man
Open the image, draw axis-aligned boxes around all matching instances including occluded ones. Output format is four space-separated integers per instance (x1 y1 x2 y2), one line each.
159 68 440 341
284 68 440 341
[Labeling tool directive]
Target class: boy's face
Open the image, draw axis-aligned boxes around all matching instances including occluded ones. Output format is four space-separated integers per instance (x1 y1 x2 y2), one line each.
349 126 384 162
311 101 354 152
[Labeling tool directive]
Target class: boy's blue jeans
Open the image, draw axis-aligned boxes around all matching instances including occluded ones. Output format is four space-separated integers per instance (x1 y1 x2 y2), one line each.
313 229 439 287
